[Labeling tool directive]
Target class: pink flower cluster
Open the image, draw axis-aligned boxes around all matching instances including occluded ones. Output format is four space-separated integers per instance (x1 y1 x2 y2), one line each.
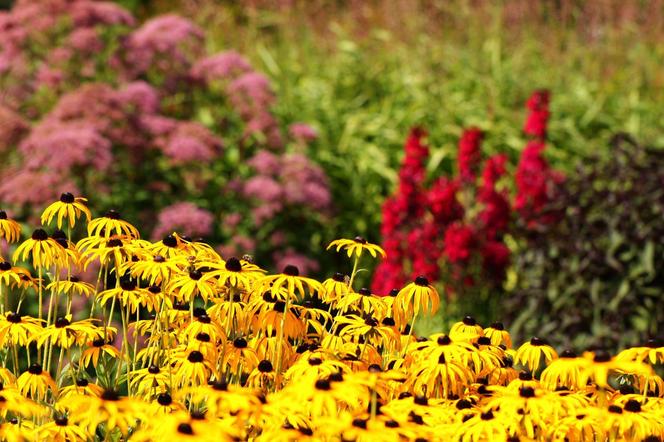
192 54 283 149
152 202 214 240
124 14 205 86
244 150 332 225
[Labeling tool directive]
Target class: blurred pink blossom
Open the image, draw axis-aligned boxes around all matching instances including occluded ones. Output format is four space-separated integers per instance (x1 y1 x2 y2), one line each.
152 202 214 240
190 51 252 83
289 122 318 143
272 249 319 276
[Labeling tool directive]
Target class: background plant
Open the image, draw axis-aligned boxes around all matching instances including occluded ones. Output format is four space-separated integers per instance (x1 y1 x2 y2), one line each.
0 0 333 273
508 133 664 350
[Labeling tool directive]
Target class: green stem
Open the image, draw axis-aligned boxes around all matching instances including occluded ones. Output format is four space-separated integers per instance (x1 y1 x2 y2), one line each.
347 255 360 290
274 296 291 389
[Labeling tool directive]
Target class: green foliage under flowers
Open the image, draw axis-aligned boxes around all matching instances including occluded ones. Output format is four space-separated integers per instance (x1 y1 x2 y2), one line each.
507 134 664 350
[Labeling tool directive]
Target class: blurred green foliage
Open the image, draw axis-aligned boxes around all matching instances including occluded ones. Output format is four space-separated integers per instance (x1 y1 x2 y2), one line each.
170 1 664 253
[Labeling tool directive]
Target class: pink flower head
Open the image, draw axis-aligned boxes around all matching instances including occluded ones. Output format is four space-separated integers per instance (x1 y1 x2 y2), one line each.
158 121 222 163
272 249 319 276
288 122 318 143
152 202 214 240
247 150 281 175
190 51 252 83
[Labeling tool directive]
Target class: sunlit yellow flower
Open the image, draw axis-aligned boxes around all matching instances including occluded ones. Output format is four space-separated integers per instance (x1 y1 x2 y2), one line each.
246 359 277 390
483 322 512 349
327 236 386 259
0 211 21 243
540 350 588 391
0 312 43 346
41 193 92 230
79 235 134 268
449 316 484 343
579 350 652 389
203 256 265 292
131 253 187 285
255 265 324 302
37 414 89 441
321 272 350 305
394 276 440 323
35 315 102 349
13 229 65 268
0 261 22 287
80 337 123 368
98 277 156 313
335 314 399 348
46 275 95 297
409 353 473 398
255 301 305 340
87 209 140 238
17 363 57 399
130 365 170 397
173 349 215 387
58 378 104 398
223 337 259 374
150 233 192 258
515 337 558 372
168 268 217 302
67 390 142 436
617 338 664 365
335 287 388 318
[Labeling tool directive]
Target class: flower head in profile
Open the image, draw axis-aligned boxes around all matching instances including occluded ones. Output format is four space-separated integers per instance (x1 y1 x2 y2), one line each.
13 229 65 268
327 237 386 259
255 265 324 302
0 211 21 243
41 192 92 229
88 209 140 239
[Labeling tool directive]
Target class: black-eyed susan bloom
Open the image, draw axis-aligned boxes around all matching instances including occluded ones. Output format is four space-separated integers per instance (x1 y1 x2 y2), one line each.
13 229 65 268
255 265 324 303
87 209 140 239
0 312 43 347
17 363 57 400
174 349 216 387
327 237 386 259
514 337 558 372
41 192 92 230
37 415 91 441
0 211 21 244
394 276 440 324
80 338 123 369
35 315 102 349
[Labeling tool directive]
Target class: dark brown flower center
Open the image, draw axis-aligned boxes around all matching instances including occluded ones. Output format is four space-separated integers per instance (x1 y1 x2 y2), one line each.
283 265 299 276
59 192 75 203
187 351 204 363
31 229 48 241
225 257 242 272
28 363 43 375
258 360 273 373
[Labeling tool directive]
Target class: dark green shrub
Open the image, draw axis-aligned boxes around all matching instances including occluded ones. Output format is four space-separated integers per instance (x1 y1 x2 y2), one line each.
508 134 664 350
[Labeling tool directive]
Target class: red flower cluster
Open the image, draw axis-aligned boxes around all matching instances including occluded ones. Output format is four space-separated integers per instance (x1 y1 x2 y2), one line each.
515 90 564 227
373 90 565 295
457 127 483 182
523 89 550 139
372 128 512 295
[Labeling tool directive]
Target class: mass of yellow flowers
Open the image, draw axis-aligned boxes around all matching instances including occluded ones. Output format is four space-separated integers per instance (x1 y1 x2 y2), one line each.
0 193 661 441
